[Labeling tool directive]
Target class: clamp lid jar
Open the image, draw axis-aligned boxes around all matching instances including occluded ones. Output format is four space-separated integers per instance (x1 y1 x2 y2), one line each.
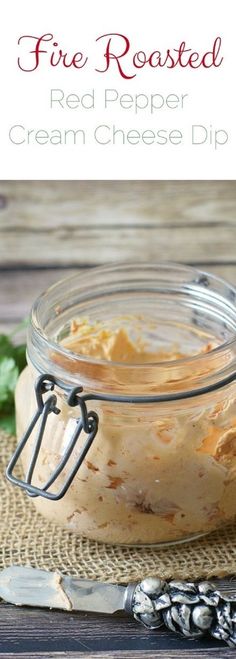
7 262 236 545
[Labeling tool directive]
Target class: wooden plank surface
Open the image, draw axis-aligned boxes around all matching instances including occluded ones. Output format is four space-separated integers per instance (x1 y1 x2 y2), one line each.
0 652 233 659
0 180 236 657
0 180 235 227
3 224 236 266
0 180 236 266
0 604 232 658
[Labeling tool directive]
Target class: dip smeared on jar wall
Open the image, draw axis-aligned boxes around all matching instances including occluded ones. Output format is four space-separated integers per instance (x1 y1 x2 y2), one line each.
10 263 236 545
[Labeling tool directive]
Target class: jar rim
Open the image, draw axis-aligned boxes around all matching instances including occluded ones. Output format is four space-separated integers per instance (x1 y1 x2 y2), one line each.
27 262 236 394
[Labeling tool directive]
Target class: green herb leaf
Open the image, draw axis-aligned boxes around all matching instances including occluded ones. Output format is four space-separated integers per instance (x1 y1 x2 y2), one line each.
0 358 19 407
0 334 14 358
0 413 16 435
0 321 27 435
13 344 27 372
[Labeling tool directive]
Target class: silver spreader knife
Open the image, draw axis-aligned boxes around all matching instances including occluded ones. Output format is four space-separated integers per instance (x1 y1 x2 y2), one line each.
0 566 235 648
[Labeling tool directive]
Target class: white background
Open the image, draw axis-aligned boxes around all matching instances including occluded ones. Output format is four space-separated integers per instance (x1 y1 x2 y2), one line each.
0 0 235 179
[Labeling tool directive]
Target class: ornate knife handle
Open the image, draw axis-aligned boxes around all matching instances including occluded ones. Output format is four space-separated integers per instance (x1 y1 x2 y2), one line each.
124 577 236 648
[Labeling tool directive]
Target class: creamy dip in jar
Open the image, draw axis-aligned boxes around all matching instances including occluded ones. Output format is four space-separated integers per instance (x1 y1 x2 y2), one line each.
11 263 236 545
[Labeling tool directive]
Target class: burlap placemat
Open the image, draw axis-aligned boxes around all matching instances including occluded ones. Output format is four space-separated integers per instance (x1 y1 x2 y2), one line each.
0 430 235 583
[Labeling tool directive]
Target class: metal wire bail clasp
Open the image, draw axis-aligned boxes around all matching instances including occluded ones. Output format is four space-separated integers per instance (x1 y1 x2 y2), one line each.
6 374 99 501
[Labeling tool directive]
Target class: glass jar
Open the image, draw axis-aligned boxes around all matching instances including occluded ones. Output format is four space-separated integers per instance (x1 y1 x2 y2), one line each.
8 262 236 545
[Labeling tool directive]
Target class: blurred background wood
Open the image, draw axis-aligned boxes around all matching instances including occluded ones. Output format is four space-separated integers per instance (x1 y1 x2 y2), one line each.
0 180 236 657
1 180 236 333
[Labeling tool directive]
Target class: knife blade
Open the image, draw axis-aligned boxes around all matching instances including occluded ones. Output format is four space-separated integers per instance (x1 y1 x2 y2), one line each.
0 566 127 613
0 566 235 648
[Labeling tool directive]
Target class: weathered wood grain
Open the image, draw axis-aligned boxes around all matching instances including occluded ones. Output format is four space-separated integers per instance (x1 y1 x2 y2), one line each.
0 181 235 229
0 651 232 659
0 604 228 657
2 224 236 267
0 269 77 322
1 180 236 267
0 653 232 659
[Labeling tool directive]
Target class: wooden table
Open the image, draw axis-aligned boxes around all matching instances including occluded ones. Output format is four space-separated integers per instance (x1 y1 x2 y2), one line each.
0 180 235 658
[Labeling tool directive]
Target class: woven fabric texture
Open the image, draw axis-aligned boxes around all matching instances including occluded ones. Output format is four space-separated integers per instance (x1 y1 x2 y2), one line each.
0 430 235 583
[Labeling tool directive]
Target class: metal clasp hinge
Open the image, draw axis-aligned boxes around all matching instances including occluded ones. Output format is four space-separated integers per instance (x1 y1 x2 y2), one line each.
6 374 99 501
